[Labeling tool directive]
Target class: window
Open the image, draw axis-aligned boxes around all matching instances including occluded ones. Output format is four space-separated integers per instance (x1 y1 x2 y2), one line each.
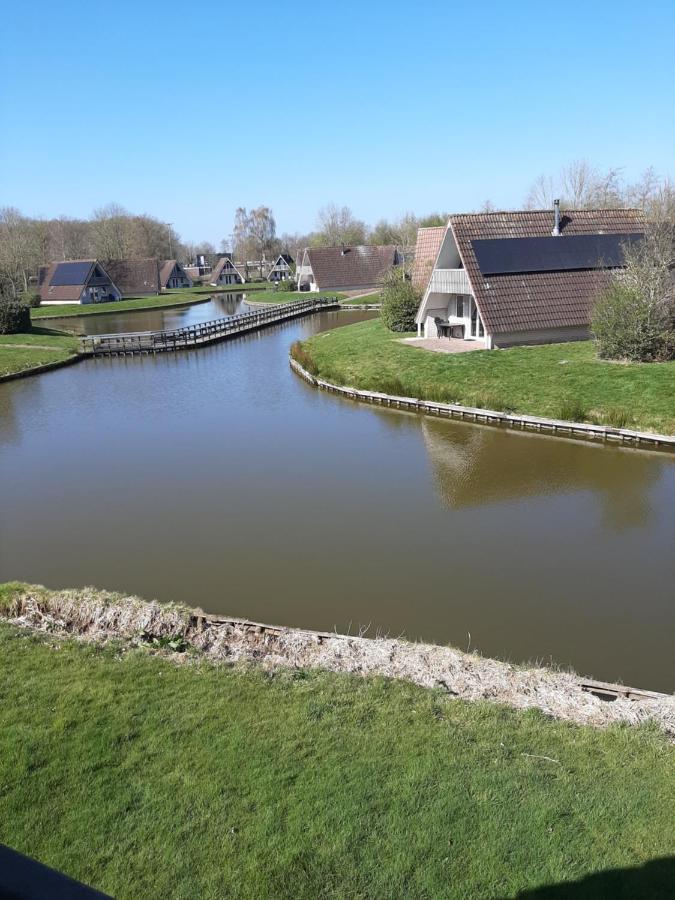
478 317 484 338
456 296 464 318
471 305 477 337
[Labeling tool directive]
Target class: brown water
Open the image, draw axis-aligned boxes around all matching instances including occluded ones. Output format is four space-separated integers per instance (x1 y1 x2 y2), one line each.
1 308 674 690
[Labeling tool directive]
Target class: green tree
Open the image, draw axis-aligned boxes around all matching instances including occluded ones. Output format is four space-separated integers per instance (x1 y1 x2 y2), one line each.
380 268 422 333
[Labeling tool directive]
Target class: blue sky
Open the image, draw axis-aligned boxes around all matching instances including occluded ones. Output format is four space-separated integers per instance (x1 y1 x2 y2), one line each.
2 0 673 244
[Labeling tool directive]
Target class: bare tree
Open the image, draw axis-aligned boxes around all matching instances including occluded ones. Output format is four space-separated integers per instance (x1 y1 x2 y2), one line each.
312 204 367 247
91 204 132 259
525 174 557 209
0 208 46 294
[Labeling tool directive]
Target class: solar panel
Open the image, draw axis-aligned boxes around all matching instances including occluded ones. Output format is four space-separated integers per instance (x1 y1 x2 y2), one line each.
471 233 643 276
50 261 93 285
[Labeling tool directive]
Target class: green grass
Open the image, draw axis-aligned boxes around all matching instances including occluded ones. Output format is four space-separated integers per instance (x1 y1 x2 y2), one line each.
247 289 346 304
29 283 269 320
340 291 382 305
0 327 80 377
300 318 675 435
0 619 673 899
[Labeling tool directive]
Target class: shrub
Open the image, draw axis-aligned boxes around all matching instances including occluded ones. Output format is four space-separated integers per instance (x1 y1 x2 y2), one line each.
380 269 421 333
275 279 297 292
591 229 675 362
592 281 674 362
19 291 41 308
0 299 30 334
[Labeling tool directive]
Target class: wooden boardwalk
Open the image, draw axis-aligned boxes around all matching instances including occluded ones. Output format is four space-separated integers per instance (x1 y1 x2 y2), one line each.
80 296 339 357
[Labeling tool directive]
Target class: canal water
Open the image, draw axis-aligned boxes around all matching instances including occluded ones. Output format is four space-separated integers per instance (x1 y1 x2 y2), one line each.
1 307 674 690
47 293 251 335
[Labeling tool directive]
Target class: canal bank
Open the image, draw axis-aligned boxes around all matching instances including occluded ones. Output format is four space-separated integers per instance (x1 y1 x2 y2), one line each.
295 317 675 438
2 583 672 731
289 356 675 453
1 307 674 690
2 598 673 900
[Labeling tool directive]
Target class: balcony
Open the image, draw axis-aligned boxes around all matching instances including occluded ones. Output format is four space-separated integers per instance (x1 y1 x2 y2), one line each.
429 268 471 295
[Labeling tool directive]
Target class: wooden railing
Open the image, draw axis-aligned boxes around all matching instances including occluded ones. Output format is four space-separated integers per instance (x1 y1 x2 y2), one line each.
80 296 340 357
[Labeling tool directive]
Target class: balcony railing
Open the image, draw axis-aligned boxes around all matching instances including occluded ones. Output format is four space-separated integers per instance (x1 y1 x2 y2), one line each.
429 268 472 294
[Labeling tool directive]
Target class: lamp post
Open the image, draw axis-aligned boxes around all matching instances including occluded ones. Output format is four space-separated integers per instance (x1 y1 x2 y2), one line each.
165 223 174 258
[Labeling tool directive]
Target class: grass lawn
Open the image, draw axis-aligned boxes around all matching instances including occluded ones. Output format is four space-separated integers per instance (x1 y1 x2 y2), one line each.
299 318 675 435
30 283 269 320
0 327 80 378
247 289 346 304
341 291 382 305
0 618 673 899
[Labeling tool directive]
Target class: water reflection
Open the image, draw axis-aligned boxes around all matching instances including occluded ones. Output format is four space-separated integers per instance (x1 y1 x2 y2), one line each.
1 307 674 689
420 417 663 530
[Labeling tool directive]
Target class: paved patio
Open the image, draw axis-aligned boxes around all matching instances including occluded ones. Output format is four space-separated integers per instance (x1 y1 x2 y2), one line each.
399 337 483 354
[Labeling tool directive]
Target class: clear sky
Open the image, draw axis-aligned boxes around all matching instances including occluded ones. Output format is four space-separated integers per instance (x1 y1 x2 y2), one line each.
2 0 673 244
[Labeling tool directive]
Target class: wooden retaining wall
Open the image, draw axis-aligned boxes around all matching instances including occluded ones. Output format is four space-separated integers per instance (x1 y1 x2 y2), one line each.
80 297 340 357
289 357 675 454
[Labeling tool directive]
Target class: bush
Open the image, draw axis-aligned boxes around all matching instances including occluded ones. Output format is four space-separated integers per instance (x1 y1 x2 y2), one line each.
592 281 674 362
0 299 30 334
18 291 41 308
275 279 297 292
380 269 421 333
591 230 675 362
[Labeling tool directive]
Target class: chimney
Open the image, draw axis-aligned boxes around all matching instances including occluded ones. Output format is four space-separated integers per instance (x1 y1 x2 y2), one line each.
340 243 347 256
551 199 561 236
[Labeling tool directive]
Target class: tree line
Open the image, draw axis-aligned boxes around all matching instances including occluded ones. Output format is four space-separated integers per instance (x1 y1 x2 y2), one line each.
2 160 672 297
0 204 183 297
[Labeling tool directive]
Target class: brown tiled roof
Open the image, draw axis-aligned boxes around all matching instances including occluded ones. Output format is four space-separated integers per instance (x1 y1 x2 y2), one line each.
38 259 98 301
411 227 445 290
209 256 245 283
102 258 160 297
306 245 397 290
451 208 646 334
159 259 192 289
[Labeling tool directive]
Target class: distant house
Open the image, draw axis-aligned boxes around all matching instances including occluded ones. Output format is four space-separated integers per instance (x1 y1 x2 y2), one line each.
296 245 400 292
267 254 294 283
415 204 645 348
38 260 121 305
102 258 161 298
209 256 246 286
185 254 213 279
160 260 193 290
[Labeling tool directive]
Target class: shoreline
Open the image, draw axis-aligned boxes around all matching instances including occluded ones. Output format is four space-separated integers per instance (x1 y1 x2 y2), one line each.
0 352 84 384
289 356 675 453
31 293 215 320
2 583 673 735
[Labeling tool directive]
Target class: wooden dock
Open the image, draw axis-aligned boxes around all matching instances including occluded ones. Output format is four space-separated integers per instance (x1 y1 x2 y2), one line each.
80 296 339 357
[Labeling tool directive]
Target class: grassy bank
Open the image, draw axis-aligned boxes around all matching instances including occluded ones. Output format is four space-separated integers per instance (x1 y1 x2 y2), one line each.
340 291 382 305
0 585 674 899
298 318 675 435
0 328 80 378
30 282 269 320
246 289 346 304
